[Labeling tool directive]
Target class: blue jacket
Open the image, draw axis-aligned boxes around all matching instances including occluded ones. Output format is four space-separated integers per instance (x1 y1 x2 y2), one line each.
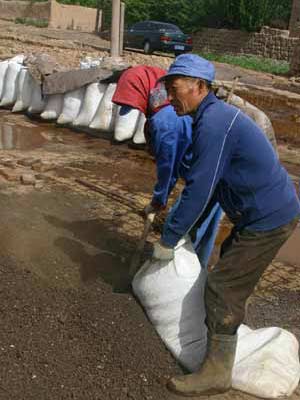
148 105 193 206
162 92 300 247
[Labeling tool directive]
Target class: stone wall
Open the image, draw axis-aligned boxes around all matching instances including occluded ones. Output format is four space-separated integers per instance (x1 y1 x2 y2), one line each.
192 26 298 62
0 0 100 32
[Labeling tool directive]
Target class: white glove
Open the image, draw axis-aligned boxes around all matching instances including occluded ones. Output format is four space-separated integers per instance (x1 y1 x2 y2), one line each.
143 203 156 216
152 240 174 261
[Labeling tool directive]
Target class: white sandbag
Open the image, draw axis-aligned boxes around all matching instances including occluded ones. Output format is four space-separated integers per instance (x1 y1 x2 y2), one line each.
40 94 64 120
133 113 146 144
229 93 278 153
73 83 106 127
9 54 25 64
233 325 300 398
12 67 33 112
0 62 22 107
114 106 140 141
57 88 85 125
133 238 300 399
132 236 208 372
89 83 117 132
0 60 9 100
27 80 46 114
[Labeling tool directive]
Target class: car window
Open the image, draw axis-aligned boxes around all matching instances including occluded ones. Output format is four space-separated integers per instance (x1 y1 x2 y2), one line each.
158 23 182 33
131 22 148 30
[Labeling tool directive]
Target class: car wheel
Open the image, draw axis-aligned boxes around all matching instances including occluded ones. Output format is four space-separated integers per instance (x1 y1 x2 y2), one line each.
144 41 153 55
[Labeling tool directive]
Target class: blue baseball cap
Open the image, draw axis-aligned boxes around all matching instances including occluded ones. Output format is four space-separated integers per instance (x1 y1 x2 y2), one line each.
160 54 215 83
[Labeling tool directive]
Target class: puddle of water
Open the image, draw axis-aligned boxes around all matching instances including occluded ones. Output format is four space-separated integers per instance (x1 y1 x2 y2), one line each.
277 224 300 266
0 120 48 150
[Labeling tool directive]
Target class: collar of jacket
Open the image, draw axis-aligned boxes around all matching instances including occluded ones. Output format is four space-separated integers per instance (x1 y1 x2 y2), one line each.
193 91 218 124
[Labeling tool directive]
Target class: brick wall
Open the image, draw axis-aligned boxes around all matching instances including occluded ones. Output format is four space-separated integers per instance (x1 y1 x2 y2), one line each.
192 26 298 62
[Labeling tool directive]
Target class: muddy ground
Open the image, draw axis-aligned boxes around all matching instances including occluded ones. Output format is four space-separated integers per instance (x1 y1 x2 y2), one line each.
0 20 299 400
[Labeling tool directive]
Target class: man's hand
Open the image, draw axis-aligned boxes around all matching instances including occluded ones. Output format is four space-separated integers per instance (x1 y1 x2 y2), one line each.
152 240 174 261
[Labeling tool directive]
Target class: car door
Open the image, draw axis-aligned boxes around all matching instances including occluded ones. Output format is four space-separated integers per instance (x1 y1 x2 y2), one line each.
126 22 148 49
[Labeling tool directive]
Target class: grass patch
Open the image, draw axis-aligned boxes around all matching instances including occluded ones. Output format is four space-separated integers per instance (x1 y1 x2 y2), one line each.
197 52 290 75
15 17 48 28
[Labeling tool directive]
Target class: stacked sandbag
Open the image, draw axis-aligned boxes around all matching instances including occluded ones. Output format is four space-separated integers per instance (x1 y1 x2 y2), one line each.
228 93 278 153
89 83 117 132
132 113 146 144
40 94 64 120
114 105 141 142
12 67 34 112
133 237 300 399
0 61 22 107
73 83 106 127
57 87 85 125
0 60 9 100
28 80 46 114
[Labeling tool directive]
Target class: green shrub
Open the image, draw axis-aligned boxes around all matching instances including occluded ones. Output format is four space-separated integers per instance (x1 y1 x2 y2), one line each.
15 17 48 28
197 52 290 75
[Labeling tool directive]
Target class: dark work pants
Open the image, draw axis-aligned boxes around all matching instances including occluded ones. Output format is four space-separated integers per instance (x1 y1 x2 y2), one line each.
205 217 299 335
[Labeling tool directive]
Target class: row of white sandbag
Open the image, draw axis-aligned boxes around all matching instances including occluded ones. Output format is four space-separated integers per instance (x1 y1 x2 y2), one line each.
0 57 146 144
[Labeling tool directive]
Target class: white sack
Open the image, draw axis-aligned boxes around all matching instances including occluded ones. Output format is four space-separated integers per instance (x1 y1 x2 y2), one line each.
233 325 300 398
133 113 146 144
40 94 64 120
12 67 33 112
28 80 46 114
132 237 208 372
133 238 300 398
0 62 22 107
73 83 106 127
229 94 278 152
9 54 25 64
57 88 85 125
114 106 140 142
0 60 9 100
89 83 117 132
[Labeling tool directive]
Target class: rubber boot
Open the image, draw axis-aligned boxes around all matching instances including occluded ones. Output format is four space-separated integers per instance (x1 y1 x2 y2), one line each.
167 334 237 397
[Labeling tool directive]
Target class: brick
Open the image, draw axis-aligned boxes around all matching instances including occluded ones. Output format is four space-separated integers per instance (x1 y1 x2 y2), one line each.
21 173 36 185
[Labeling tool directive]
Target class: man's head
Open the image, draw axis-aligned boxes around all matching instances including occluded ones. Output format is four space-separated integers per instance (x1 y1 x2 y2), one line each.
159 54 215 116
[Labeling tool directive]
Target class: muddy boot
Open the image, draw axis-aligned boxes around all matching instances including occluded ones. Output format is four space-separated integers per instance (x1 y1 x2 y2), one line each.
167 334 237 397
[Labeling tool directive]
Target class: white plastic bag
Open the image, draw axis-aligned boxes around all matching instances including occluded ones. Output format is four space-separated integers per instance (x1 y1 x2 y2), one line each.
132 113 146 144
89 83 117 132
233 325 300 398
40 94 64 120
0 62 22 107
12 67 33 112
114 106 140 142
27 80 46 114
0 60 9 100
57 88 85 125
73 83 106 127
132 236 208 372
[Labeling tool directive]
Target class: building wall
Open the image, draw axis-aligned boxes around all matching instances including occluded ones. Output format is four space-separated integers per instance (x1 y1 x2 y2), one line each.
49 0 100 32
192 26 297 62
0 0 100 32
0 0 50 21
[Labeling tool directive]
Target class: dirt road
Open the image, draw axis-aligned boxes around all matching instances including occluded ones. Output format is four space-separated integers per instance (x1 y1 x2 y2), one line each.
0 20 299 400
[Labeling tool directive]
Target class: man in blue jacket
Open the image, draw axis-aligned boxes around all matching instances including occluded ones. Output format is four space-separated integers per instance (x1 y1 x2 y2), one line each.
153 54 300 397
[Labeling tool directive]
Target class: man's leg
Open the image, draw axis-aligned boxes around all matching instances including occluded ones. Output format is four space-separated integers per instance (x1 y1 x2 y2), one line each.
168 217 298 396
